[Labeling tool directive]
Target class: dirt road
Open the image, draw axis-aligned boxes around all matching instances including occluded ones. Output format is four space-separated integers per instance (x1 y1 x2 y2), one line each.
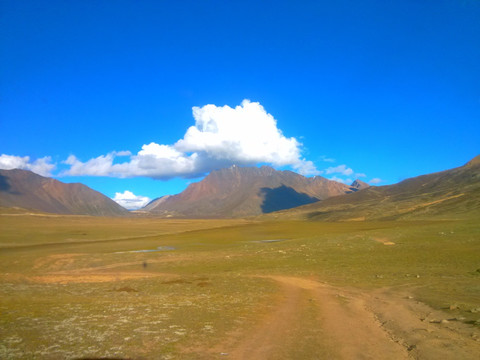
207 276 480 360
8 253 480 359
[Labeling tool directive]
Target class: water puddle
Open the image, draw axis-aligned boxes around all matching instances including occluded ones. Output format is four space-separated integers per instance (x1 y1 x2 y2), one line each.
251 239 288 243
115 246 176 254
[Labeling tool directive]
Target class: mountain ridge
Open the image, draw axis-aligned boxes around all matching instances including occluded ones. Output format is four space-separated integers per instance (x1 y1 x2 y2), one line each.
144 165 359 218
0 169 129 216
350 179 370 191
266 156 480 221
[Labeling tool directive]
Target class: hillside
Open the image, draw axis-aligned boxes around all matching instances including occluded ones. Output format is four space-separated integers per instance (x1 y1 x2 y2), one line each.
144 165 360 218
0 169 129 216
269 155 480 221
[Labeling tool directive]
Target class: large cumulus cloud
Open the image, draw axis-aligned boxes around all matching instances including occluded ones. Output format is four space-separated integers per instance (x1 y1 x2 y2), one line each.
63 100 319 179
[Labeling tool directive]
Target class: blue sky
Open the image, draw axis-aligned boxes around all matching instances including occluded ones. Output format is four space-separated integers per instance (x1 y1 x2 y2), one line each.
1 0 479 209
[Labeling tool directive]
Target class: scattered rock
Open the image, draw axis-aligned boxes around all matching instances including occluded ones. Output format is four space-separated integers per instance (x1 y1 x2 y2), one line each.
441 319 450 324
449 304 459 310
470 308 480 313
407 344 416 351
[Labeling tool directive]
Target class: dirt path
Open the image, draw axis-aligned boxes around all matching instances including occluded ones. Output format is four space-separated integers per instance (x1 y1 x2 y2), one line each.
225 276 307 359
11 250 480 358
207 276 480 360
367 286 480 360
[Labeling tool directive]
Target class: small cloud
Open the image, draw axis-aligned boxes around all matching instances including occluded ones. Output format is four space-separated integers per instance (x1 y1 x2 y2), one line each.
293 159 320 176
319 155 335 163
112 190 151 210
325 164 354 176
114 150 132 157
63 154 116 176
369 178 382 184
355 173 367 178
329 176 353 185
0 154 55 177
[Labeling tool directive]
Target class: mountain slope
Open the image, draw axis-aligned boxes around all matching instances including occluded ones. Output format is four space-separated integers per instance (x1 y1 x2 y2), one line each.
0 169 129 216
142 195 171 212
350 179 370 191
145 165 356 218
270 156 480 221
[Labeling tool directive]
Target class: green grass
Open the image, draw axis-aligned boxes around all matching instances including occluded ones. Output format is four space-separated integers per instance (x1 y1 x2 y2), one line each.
0 215 479 358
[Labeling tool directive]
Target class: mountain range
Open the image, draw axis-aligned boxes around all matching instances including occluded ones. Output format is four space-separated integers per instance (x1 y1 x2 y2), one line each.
142 165 366 218
0 169 128 216
1 156 478 219
268 155 480 221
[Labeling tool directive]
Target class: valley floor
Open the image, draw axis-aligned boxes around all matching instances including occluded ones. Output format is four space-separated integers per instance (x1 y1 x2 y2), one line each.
0 215 479 359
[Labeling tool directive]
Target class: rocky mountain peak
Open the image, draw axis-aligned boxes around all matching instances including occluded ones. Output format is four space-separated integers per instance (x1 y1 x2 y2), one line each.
350 179 370 191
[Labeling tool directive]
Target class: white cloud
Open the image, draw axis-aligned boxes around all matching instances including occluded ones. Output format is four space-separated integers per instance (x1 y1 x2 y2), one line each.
325 164 354 176
292 159 319 176
114 150 132 157
0 154 55 177
176 100 304 167
64 154 115 176
112 190 151 210
369 178 382 184
62 100 319 179
329 176 353 185
324 165 369 185
319 155 335 163
63 146 199 178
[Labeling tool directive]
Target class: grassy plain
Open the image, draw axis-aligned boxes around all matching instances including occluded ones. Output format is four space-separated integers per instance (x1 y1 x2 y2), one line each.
1 215 479 359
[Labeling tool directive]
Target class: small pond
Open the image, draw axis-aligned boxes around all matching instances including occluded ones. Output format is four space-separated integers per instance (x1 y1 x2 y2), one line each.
115 246 176 254
250 239 288 243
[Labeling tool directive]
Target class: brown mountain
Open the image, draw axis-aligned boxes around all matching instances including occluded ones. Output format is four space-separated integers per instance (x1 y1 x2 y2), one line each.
144 165 356 218
0 169 129 216
142 195 171 212
350 179 370 191
270 155 480 221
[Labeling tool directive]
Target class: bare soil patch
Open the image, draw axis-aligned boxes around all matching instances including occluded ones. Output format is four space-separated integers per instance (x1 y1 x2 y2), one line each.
373 237 396 245
201 275 480 360
21 271 167 284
